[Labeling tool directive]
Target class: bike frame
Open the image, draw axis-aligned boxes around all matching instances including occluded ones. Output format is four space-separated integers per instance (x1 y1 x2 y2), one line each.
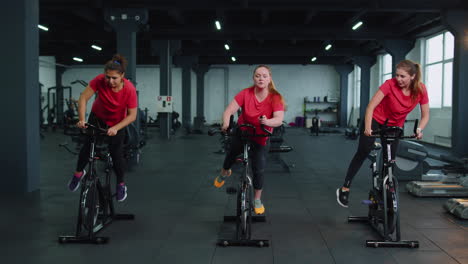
348 120 419 248
211 121 271 247
58 123 134 244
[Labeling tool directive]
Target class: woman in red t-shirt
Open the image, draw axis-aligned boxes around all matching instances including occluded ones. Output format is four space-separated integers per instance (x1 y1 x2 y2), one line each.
67 54 138 202
213 65 285 215
336 60 430 208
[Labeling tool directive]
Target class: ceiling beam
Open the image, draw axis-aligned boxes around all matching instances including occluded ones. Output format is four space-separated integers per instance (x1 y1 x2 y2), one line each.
181 46 372 57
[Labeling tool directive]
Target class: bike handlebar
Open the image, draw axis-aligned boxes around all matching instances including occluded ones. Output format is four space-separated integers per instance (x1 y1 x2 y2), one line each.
370 119 419 139
208 123 272 137
84 123 108 134
238 123 273 137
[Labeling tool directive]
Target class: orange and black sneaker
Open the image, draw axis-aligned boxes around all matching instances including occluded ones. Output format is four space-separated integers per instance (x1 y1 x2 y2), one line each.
214 169 232 188
254 199 265 215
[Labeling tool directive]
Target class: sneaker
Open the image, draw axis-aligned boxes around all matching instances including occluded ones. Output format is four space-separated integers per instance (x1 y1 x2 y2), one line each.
116 184 127 202
68 170 86 192
336 188 349 208
254 199 265 215
214 169 232 188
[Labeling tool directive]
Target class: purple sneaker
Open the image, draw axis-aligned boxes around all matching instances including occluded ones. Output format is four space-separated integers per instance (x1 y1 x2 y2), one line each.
116 183 127 202
68 170 86 192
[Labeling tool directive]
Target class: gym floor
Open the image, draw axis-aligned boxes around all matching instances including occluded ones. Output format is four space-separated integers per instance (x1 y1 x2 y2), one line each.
3 128 467 264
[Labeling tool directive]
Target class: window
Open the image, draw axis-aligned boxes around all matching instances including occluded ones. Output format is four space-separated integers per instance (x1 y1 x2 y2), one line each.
424 31 454 108
380 53 392 84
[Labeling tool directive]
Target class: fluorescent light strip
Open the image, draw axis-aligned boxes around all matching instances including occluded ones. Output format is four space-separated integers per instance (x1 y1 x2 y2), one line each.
325 44 332 51
231 56 236 62
215 21 221 30
352 21 363 30
311 57 317 62
91 45 102 51
73 57 83 62
224 44 230 50
38 24 48 31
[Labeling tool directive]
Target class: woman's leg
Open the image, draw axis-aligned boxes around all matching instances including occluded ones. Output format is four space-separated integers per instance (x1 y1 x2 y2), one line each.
251 142 268 195
222 134 243 170
109 128 126 184
214 134 243 188
69 113 99 191
251 142 268 214
342 119 380 189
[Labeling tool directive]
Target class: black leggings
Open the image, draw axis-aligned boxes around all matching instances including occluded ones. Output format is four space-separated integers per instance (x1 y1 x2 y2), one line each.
76 113 127 184
223 135 269 190
343 119 399 188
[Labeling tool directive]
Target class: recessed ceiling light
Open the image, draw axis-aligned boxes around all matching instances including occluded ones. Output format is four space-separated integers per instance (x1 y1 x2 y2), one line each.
91 45 102 51
352 21 363 30
38 24 48 31
215 20 221 30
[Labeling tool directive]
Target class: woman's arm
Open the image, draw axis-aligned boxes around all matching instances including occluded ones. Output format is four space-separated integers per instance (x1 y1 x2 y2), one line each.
260 111 284 127
108 107 138 136
416 103 430 139
222 99 241 131
77 86 96 128
364 90 385 136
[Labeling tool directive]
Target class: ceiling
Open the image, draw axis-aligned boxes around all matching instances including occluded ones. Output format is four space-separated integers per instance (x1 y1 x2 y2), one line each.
39 0 467 66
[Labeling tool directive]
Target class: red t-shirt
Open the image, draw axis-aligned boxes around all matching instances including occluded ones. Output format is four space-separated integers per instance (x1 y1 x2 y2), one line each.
373 78 429 127
89 74 138 127
235 86 285 145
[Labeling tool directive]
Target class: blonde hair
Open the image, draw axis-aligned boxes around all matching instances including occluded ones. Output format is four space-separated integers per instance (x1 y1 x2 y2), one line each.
396 60 423 102
253 65 286 108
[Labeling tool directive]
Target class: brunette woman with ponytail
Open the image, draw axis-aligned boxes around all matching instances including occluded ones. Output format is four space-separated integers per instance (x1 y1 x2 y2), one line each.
337 59 430 208
213 65 285 215
68 54 138 202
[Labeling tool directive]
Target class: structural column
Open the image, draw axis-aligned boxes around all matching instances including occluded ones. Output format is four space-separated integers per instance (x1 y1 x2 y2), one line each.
152 40 180 139
334 64 354 127
193 64 210 133
104 8 148 84
353 56 376 121
2 0 40 193
443 10 468 156
175 56 198 132
55 66 66 126
381 39 415 75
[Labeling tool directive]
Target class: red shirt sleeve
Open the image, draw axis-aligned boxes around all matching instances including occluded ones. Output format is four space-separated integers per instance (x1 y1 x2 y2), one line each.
89 74 104 92
419 83 429 105
272 94 284 112
379 79 392 95
234 88 248 107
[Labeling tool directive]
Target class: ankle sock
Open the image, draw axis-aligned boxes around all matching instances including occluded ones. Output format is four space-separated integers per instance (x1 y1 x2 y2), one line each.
254 199 262 208
73 171 83 178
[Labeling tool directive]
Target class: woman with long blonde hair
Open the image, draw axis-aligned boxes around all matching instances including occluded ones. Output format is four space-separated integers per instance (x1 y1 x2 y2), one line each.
213 65 285 215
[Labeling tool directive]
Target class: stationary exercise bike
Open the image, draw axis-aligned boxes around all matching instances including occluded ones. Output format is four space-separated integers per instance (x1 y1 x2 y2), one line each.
58 123 134 244
209 118 272 247
348 120 419 248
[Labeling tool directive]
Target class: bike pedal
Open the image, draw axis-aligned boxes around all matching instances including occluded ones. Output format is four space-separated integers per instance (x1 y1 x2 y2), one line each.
226 187 237 194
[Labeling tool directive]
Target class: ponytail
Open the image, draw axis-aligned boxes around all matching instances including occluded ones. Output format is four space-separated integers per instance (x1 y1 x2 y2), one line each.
104 54 128 74
396 60 423 102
